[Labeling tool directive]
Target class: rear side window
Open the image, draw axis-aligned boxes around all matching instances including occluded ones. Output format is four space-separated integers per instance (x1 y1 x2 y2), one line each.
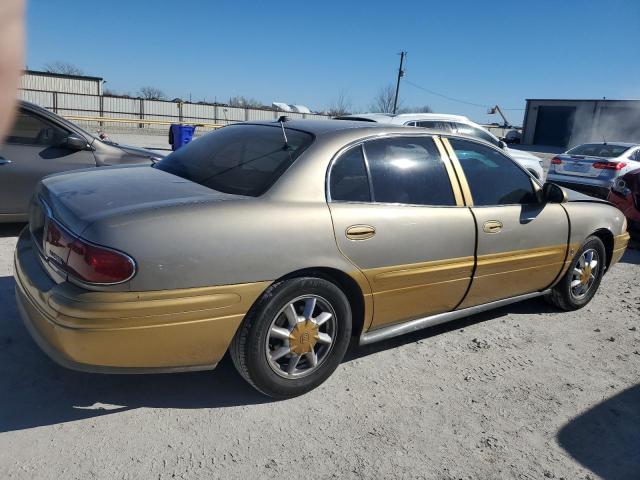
6 110 68 146
363 137 456 206
155 124 313 197
329 146 371 202
415 120 454 132
449 138 536 206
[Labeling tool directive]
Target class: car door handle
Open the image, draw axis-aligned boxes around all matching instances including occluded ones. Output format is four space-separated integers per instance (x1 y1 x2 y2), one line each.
345 225 376 240
483 220 503 234
0 158 12 166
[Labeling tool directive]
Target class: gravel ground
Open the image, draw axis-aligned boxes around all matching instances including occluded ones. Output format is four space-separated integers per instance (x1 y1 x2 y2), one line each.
0 223 638 480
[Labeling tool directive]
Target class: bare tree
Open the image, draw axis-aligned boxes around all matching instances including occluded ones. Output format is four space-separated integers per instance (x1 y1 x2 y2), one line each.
228 96 264 108
138 86 166 100
326 90 352 116
44 61 83 76
369 84 401 113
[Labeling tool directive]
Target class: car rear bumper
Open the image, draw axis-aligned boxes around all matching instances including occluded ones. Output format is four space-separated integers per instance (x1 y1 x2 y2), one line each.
14 228 270 373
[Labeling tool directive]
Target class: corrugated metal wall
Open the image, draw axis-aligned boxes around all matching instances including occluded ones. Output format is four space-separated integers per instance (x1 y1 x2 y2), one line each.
18 88 332 133
20 72 101 95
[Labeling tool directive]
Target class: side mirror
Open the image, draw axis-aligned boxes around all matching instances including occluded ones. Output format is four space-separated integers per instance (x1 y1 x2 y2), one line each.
541 182 567 203
498 140 507 149
64 134 90 151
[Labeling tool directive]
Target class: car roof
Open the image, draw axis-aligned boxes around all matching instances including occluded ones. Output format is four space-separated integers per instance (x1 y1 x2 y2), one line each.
336 113 471 124
568 142 640 149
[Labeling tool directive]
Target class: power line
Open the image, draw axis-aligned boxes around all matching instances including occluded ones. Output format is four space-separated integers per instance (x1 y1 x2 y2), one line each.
404 79 525 110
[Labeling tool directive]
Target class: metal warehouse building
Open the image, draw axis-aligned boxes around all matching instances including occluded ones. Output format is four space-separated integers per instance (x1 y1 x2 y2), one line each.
522 99 640 148
20 70 103 95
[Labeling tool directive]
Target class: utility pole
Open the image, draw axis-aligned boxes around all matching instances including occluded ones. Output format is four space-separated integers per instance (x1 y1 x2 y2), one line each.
392 51 406 114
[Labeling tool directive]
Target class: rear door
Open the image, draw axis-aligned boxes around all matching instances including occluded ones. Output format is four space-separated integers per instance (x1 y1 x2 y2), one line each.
328 135 476 329
442 137 569 308
0 108 96 217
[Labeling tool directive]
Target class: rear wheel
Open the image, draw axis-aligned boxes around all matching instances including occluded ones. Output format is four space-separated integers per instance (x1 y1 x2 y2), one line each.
230 277 352 399
547 236 606 311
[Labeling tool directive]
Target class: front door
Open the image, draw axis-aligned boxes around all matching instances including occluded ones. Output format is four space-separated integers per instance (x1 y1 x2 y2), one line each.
0 108 96 218
327 135 476 329
442 137 569 308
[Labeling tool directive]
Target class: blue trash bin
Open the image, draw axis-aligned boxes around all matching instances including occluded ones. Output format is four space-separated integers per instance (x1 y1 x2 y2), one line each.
169 124 196 151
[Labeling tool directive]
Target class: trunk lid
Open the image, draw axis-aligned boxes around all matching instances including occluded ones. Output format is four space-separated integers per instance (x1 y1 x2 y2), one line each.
34 165 243 235
552 154 621 179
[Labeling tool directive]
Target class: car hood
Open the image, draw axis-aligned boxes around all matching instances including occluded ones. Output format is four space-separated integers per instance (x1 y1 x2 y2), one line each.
115 143 164 161
37 165 244 234
563 186 611 205
505 147 541 163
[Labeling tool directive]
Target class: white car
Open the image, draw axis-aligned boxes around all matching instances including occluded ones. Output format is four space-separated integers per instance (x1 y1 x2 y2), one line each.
336 113 545 181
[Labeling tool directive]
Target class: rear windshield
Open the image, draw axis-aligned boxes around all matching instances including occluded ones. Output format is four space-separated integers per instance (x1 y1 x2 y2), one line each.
566 144 632 158
155 124 313 196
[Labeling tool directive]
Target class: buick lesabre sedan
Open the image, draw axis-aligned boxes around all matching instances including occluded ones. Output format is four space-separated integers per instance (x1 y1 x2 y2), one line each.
14 120 629 398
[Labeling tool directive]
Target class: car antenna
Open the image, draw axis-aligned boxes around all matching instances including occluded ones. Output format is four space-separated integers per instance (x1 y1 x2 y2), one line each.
277 115 290 150
603 135 607 145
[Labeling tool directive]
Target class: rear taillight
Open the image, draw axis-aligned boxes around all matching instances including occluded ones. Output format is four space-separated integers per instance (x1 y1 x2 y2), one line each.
43 218 135 284
593 161 626 170
551 157 562 165
66 238 136 284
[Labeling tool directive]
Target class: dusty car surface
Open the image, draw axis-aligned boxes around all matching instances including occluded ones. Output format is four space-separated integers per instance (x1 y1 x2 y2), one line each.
14 120 629 398
547 142 640 198
0 101 163 222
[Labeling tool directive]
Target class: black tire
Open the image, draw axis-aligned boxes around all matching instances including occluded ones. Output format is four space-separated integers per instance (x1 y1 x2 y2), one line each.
229 277 352 399
547 236 607 311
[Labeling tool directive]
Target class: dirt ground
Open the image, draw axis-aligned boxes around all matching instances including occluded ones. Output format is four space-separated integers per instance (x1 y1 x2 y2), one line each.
0 223 638 480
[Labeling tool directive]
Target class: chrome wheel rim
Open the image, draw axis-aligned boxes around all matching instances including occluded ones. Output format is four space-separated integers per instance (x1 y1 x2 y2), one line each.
265 295 337 379
570 248 599 300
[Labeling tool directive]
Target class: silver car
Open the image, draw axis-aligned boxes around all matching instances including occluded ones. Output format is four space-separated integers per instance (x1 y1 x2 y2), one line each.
547 142 640 198
14 120 629 398
0 101 162 222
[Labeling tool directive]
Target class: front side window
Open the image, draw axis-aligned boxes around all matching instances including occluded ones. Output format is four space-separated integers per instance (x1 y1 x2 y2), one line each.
6 110 68 146
452 122 499 147
329 146 371 202
156 124 313 197
449 138 536 206
363 136 456 206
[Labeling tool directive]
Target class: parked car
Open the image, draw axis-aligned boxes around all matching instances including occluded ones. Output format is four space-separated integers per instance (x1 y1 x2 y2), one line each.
335 113 545 180
607 167 640 235
0 101 163 222
15 120 629 398
503 129 522 144
547 142 640 199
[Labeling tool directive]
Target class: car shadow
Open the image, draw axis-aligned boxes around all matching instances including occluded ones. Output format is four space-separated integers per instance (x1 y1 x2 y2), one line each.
620 245 640 265
0 222 25 238
1 265 558 433
557 384 640 480
0 274 269 433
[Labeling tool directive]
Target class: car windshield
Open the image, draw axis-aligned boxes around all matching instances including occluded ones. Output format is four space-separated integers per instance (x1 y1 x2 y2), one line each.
155 124 313 196
566 143 633 158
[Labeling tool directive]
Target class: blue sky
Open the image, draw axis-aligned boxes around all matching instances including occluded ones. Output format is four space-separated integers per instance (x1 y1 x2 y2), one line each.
25 0 640 124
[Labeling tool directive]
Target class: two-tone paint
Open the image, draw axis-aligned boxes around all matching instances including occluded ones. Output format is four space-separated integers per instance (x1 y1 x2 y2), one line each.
14 120 630 373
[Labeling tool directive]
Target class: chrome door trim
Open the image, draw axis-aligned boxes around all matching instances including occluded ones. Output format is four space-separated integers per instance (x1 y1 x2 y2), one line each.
359 289 550 345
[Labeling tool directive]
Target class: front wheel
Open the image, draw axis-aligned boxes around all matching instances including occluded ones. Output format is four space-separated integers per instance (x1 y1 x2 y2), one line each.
547 236 606 311
230 277 352 399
